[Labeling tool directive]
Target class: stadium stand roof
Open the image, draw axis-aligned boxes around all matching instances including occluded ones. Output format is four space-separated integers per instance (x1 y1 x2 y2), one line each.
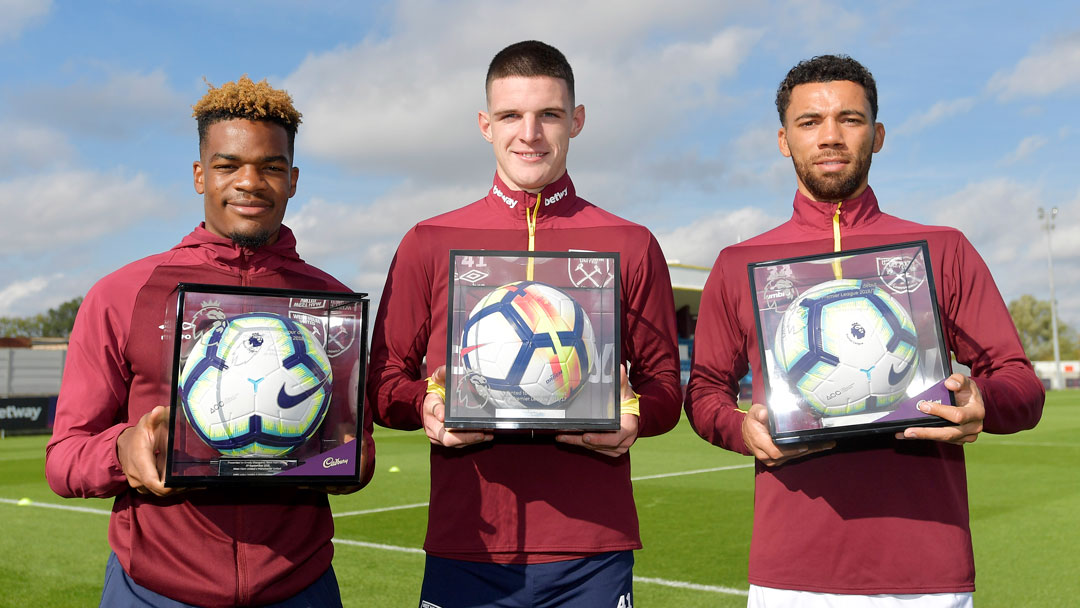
667 262 709 315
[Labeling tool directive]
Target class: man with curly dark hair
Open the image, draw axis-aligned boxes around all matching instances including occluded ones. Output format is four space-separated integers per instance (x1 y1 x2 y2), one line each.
686 54 1043 607
46 76 374 607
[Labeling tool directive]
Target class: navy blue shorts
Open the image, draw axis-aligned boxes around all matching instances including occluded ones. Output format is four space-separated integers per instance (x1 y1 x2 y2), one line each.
418 551 634 608
99 551 343 607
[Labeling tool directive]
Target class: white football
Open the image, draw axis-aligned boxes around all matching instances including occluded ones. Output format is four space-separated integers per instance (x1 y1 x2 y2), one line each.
179 312 333 456
773 279 918 416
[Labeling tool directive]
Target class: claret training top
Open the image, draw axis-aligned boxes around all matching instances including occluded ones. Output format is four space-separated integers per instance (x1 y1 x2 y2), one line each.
46 225 375 607
685 186 1044 595
368 171 682 563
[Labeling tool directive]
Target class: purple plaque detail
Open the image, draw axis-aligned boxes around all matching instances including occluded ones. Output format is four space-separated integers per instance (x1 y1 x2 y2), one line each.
877 381 952 423
276 440 357 476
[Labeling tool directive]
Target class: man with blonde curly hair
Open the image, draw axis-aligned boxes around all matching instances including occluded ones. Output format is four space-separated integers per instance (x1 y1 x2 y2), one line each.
46 76 374 607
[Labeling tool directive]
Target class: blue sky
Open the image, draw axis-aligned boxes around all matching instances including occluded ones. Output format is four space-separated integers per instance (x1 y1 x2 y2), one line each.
2 1 1079 329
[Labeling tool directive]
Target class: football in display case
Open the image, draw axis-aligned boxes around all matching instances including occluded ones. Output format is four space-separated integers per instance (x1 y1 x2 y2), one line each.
748 241 954 444
163 283 368 486
444 251 621 431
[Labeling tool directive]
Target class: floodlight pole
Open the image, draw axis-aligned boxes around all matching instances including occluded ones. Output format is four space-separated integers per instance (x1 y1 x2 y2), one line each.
1038 207 1064 390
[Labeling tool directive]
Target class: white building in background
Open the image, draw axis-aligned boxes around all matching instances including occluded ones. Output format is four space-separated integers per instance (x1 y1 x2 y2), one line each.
1033 360 1079 390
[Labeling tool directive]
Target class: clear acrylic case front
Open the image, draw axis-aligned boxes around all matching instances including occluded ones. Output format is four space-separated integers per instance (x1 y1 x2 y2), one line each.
163 283 368 486
748 241 954 444
445 251 621 431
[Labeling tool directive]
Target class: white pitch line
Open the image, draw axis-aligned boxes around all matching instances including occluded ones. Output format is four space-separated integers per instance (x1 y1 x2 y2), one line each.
333 502 430 518
631 463 753 481
2 497 749 597
634 575 748 596
332 537 425 554
0 497 110 515
329 464 752 518
330 539 747 596
0 463 751 521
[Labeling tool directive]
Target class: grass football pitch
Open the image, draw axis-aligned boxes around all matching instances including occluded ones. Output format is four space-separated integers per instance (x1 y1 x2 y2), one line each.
1 392 1077 607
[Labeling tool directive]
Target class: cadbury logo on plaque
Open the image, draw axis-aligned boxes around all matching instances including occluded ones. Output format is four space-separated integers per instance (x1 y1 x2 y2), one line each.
323 457 349 469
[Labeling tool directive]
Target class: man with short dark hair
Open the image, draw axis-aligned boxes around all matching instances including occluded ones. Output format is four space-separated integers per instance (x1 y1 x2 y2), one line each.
368 40 682 607
46 76 374 607
685 55 1044 606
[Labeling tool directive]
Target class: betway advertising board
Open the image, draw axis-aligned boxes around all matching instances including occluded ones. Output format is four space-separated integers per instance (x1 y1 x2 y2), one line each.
0 397 54 432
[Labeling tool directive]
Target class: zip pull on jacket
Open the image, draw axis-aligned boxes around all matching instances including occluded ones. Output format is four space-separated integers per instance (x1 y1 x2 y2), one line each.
788 187 883 280
525 191 541 279
483 172 577 279
832 200 844 279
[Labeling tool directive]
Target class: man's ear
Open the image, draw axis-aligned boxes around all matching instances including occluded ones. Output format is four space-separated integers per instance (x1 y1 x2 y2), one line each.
569 104 585 138
872 122 885 153
478 111 493 143
193 161 205 195
777 127 792 158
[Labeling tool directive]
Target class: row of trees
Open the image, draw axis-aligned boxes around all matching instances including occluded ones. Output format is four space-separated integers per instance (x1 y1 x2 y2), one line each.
0 297 83 339
1007 295 1079 360
1 294 1077 361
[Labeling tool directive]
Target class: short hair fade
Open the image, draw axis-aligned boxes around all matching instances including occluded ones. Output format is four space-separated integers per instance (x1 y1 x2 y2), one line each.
193 75 303 158
775 55 878 125
486 40 575 105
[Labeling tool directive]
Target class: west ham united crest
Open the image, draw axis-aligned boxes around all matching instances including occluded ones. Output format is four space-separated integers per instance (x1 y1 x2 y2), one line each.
289 309 355 358
877 255 926 294
568 257 615 288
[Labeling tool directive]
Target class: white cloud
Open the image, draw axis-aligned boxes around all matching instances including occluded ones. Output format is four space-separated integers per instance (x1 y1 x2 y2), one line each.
1000 135 1049 165
642 149 727 190
1031 194 1080 328
893 97 976 135
0 123 75 176
0 0 51 43
988 31 1080 100
771 0 864 52
734 124 781 160
724 124 794 193
1036 194 1080 261
656 206 785 268
11 68 187 138
929 178 1039 266
278 2 767 277
0 170 169 254
0 272 97 317
288 182 480 293
0 275 55 315
285 1 759 186
573 27 763 167
925 179 1080 325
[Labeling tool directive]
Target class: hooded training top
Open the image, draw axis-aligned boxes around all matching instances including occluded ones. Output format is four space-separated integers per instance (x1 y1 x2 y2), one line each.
45 225 376 608
368 172 682 563
684 187 1044 595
